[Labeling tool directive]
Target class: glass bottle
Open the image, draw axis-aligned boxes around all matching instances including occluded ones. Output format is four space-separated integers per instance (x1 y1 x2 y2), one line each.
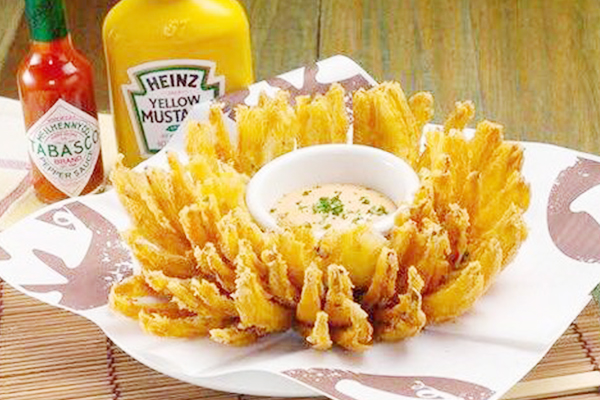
17 0 104 203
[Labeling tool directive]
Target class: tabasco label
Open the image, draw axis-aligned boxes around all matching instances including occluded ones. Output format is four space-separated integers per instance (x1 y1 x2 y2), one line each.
27 99 101 197
122 59 225 156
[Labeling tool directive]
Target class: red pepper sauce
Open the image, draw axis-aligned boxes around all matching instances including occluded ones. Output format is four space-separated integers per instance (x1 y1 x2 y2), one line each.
18 0 104 203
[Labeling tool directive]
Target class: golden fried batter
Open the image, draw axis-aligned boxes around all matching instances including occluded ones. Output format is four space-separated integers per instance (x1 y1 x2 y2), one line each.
306 311 333 351
210 326 263 346
111 159 190 255
443 100 475 133
236 91 297 174
374 267 426 341
110 81 530 351
331 300 373 351
274 226 317 287
122 229 196 278
319 225 387 289
233 263 292 332
353 82 420 166
408 91 434 133
324 264 358 327
296 262 325 324
422 261 485 323
193 242 236 293
139 311 225 337
262 248 299 307
362 247 399 309
110 275 178 319
296 83 349 146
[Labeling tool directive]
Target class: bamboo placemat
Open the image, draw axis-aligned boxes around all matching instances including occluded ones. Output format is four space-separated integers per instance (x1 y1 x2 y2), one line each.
0 280 598 400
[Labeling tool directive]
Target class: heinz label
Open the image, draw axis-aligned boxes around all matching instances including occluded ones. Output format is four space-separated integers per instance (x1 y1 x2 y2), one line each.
122 59 225 156
27 99 101 197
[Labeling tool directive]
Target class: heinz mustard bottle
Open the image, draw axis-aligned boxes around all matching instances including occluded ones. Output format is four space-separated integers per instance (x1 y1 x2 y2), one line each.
103 0 253 167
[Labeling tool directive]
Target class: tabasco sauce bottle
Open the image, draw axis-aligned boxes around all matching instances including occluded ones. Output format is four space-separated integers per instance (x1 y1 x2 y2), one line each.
103 0 254 167
17 0 104 203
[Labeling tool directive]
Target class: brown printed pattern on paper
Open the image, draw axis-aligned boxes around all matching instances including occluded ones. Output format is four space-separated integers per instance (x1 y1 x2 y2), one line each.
0 158 29 170
0 172 31 218
283 368 494 400
265 65 373 102
547 157 600 263
0 246 10 261
220 63 373 120
20 201 133 310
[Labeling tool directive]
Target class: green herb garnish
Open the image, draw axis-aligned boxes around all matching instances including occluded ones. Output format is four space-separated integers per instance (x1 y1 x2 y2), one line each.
313 197 330 213
368 205 388 216
360 196 370 205
313 195 345 216
330 195 344 216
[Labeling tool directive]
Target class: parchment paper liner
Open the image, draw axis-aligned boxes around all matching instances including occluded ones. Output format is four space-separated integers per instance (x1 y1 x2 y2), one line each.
1 55 599 400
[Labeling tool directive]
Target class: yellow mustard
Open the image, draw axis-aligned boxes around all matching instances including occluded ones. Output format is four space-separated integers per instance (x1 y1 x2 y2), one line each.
103 0 254 166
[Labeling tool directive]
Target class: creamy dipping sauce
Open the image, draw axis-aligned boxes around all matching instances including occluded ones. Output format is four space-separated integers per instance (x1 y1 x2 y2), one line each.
271 183 397 232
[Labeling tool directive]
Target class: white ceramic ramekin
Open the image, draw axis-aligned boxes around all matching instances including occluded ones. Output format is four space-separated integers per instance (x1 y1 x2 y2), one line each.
245 144 420 235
